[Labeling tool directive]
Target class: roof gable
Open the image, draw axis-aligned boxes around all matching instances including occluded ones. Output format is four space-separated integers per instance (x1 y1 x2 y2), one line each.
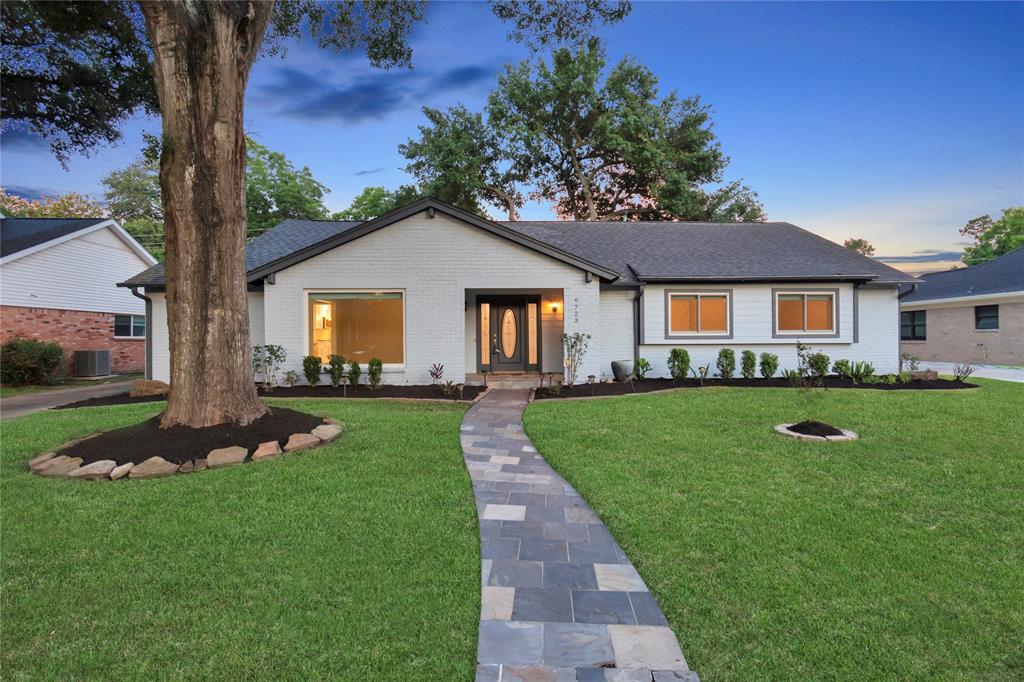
1 217 156 266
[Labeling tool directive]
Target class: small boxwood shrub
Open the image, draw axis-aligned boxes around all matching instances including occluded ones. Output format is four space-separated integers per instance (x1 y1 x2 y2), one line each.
716 348 736 379
832 359 853 381
367 357 383 389
667 348 690 383
347 361 362 387
808 352 831 380
302 355 322 386
328 354 347 388
740 350 756 379
759 352 779 378
1 338 64 386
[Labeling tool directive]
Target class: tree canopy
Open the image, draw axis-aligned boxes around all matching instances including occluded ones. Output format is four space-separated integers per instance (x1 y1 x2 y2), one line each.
960 207 1024 265
843 237 876 257
403 39 763 222
332 185 422 220
0 188 104 218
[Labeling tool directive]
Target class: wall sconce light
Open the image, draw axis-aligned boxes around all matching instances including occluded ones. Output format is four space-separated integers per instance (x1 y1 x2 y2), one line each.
551 303 560 315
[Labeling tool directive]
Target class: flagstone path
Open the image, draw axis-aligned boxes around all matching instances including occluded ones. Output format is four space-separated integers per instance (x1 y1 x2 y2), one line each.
462 389 700 682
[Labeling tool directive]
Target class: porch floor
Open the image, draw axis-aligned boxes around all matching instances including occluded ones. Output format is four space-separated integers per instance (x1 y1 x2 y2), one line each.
466 373 553 390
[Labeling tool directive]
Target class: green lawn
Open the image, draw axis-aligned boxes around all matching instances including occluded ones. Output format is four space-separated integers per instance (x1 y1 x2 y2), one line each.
524 380 1024 681
1 399 479 680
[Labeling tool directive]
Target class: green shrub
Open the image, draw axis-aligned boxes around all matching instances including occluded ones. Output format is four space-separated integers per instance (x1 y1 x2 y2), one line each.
302 356 322 386
1 338 64 386
633 358 651 381
367 358 383 389
808 352 831 379
832 359 853 380
347 361 362 387
850 361 875 384
328 354 347 388
759 352 779 378
716 348 736 379
667 348 690 383
740 350 756 379
782 368 803 387
283 370 299 387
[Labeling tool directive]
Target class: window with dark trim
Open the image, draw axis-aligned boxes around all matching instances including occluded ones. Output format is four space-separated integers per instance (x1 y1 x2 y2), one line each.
114 314 145 338
975 304 999 330
901 310 926 340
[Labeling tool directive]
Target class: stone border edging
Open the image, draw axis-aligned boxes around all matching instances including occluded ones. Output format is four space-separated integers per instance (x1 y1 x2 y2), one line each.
27 419 344 482
774 423 859 442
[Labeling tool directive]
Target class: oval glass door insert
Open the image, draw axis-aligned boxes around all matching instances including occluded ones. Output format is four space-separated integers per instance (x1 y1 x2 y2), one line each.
501 308 517 358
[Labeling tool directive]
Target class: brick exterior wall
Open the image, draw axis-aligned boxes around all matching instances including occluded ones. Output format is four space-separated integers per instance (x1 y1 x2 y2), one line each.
0 305 144 374
900 300 1024 365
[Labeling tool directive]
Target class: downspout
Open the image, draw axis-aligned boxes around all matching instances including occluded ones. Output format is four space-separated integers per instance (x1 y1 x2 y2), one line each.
897 283 918 300
130 287 153 380
633 285 645 363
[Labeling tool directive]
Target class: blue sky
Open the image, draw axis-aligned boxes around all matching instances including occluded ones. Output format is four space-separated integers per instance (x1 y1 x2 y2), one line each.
2 1 1021 272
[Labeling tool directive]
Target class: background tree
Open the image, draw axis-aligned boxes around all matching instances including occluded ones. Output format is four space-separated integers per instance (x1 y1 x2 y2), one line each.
401 106 523 220
960 207 1024 265
245 138 330 235
101 156 165 258
5 0 630 428
0 188 104 218
332 185 421 220
843 237 876 257
412 40 764 222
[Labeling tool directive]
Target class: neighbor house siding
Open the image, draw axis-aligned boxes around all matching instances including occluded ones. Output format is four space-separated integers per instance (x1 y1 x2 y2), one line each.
0 226 149 315
633 283 900 376
141 211 598 385
900 297 1024 365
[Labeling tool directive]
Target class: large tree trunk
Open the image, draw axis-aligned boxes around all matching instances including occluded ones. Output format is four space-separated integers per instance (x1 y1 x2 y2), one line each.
141 1 273 428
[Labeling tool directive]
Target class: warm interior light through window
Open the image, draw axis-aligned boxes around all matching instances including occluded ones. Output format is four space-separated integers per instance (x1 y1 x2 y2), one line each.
308 292 404 363
777 293 834 333
669 293 729 334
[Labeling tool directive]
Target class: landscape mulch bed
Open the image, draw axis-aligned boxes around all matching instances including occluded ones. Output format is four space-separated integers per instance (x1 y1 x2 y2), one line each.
57 407 325 466
54 384 486 411
789 420 844 438
534 376 978 399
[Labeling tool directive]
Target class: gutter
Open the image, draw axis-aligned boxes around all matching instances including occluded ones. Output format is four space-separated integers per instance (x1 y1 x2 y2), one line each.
129 287 153 381
897 284 918 300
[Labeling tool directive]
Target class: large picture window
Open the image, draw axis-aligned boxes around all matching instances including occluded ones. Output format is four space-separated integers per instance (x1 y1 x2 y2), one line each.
901 310 926 340
774 291 836 334
667 292 730 336
308 291 404 364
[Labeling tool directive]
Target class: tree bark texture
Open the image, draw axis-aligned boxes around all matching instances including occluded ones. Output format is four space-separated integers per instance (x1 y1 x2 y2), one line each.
141 1 273 427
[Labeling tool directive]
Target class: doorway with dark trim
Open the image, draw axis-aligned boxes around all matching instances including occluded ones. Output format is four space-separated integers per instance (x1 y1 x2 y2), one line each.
477 295 541 373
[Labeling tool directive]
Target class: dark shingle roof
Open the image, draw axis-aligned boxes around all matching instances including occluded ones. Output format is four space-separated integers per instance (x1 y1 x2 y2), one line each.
121 218 363 288
120 201 916 288
501 220 915 285
0 216 110 258
900 247 1024 303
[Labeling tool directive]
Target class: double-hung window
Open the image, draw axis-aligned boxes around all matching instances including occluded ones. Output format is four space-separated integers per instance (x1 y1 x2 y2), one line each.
901 310 926 340
774 291 836 335
667 292 730 336
974 305 998 330
308 291 404 365
114 314 145 338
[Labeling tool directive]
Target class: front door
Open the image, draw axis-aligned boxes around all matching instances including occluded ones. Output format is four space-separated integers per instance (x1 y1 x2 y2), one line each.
490 300 525 371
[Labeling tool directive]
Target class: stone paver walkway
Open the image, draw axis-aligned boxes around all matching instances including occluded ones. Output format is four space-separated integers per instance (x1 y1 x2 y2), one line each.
462 389 699 682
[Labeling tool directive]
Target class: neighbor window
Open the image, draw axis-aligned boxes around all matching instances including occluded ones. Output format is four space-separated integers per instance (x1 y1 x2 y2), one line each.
668 292 730 335
308 291 404 364
114 314 145 338
775 291 836 334
975 304 999 330
901 310 926 340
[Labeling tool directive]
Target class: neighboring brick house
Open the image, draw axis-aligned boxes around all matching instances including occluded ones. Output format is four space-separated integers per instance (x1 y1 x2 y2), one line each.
121 197 917 385
900 247 1024 365
1 215 158 374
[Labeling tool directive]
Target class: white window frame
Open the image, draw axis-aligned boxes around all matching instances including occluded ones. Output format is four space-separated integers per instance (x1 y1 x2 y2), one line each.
113 314 145 339
665 290 732 338
773 290 838 336
305 289 407 368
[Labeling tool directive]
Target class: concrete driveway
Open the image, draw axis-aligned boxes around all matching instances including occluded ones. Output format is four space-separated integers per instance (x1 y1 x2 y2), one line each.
1 380 136 420
919 362 1024 383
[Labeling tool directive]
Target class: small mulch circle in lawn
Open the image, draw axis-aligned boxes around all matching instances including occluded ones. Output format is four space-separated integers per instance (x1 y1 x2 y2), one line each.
54 384 486 411
57 407 325 466
788 420 844 438
534 376 978 399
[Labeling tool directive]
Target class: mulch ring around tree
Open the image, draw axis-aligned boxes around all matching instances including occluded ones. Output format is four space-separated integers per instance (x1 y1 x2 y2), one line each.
53 384 487 411
57 407 325 466
534 376 979 400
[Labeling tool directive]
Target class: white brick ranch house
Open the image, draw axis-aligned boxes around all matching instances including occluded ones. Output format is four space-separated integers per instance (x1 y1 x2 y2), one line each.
121 198 916 385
